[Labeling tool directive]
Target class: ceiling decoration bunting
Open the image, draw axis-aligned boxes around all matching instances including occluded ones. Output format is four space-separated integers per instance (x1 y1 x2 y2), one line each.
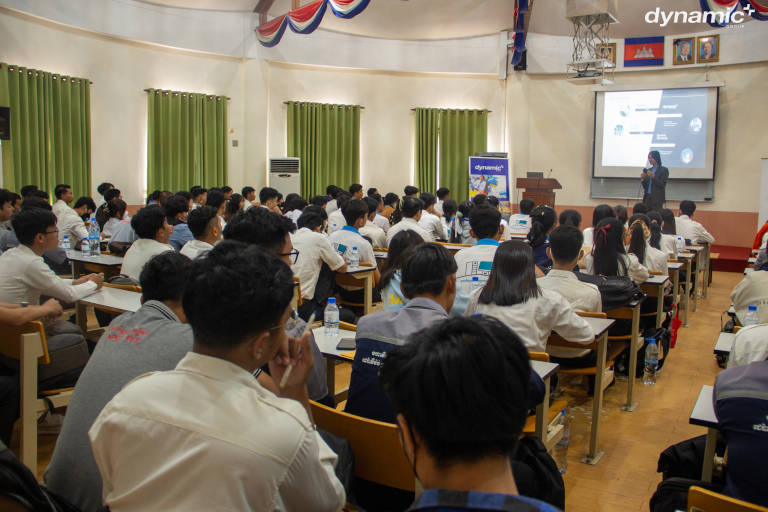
511 0 531 67
256 0 370 47
742 0 768 20
698 0 742 26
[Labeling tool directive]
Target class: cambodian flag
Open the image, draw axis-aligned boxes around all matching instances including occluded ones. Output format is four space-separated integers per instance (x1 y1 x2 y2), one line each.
624 37 665 67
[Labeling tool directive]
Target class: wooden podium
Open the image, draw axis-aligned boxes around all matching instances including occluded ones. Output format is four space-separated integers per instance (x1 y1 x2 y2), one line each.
516 178 562 208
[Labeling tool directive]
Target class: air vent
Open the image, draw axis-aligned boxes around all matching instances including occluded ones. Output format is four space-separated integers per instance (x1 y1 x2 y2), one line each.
269 158 300 173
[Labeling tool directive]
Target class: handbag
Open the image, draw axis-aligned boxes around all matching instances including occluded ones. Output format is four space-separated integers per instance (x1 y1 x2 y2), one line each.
575 272 645 311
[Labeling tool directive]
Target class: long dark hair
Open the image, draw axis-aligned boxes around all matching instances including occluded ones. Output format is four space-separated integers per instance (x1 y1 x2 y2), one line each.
661 208 677 235
614 205 628 226
224 193 244 222
627 214 650 264
478 241 540 307
648 211 664 250
442 199 460 243
592 217 628 277
379 230 425 290
592 204 614 228
527 206 556 248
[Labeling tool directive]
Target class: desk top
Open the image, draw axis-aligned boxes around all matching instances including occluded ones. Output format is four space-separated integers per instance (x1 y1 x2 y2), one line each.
79 286 141 313
685 246 705 252
690 385 718 428
530 359 559 380
668 262 684 270
714 332 735 356
583 317 615 338
374 250 388 260
644 275 670 285
67 250 124 266
346 265 375 275
744 267 754 275
678 253 695 260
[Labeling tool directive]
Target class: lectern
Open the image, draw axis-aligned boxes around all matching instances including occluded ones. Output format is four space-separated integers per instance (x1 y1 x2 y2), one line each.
516 178 562 208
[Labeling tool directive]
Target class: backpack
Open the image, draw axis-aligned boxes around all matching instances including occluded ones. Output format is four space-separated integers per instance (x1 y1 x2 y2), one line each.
575 272 646 311
510 436 565 509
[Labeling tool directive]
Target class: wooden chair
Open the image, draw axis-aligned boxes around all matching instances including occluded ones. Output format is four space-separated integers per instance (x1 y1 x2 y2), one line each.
291 276 302 310
310 401 416 492
104 282 142 293
688 487 768 512
335 262 381 313
0 321 74 472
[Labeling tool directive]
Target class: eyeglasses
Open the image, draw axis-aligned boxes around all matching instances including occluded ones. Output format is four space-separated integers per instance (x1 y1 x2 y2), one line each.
43 229 59 235
280 248 300 264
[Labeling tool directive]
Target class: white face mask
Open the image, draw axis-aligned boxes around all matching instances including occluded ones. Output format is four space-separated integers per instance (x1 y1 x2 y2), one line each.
646 159 653 168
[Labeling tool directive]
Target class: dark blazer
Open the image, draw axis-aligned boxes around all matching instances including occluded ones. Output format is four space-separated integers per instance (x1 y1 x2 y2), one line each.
642 166 669 211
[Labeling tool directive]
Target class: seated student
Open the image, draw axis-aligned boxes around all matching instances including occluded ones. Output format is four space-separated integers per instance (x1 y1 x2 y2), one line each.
380 316 561 512
367 187 379 197
453 206 503 314
327 192 350 234
241 186 256 209
648 210 677 259
101 199 127 239
163 194 193 251
292 208 347 320
190 186 207 209
45 252 195 512
583 204 614 247
731 268 768 324
57 197 90 249
108 193 173 255
349 183 364 199
371 193 390 233
434 187 450 216
0 297 64 445
310 194 329 209
386 196 433 246
380 230 425 312
508 197 535 236
223 193 245 225
359 196 387 248
714 358 768 507
52 183 75 219
584 217 649 284
75 197 97 221
181 206 221 259
538 226 601 367
614 204 628 228
676 200 715 244
487 196 509 240
528 205 557 272
418 193 447 241
457 200 474 244
727 324 768 368
441 199 460 243
329 198 381 299
89 243 346 511
466 241 593 354
121 206 174 281
0 189 16 254
632 202 648 215
220 185 233 200
325 184 341 214
753 218 768 253
258 186 282 215
345 243 457 422
382 192 399 221
205 189 228 230
404 185 419 198
626 214 669 275
96 188 122 229
283 195 307 226
559 209 582 229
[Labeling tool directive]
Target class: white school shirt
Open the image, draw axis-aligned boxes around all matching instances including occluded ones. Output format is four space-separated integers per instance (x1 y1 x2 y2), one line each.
500 218 510 241
373 213 390 233
89 352 345 512
660 233 678 259
465 287 594 353
418 211 446 241
284 209 303 226
326 199 338 214
452 239 499 314
121 239 174 281
359 220 387 249
584 252 649 284
291 227 345 299
508 213 532 235
642 242 669 274
179 239 214 260
57 211 89 245
327 209 346 234
727 324 768 368
583 227 595 247
52 199 73 219
731 270 768 325
537 270 602 358
675 215 715 244
0 244 98 304
102 218 125 239
386 217 434 247
328 226 374 263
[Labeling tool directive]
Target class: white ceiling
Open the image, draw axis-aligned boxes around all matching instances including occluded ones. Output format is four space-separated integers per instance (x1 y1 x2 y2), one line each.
137 0 735 39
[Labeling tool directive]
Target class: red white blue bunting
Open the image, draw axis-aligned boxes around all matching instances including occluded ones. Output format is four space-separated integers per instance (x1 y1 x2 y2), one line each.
257 0 370 47
510 0 530 67
699 0 768 25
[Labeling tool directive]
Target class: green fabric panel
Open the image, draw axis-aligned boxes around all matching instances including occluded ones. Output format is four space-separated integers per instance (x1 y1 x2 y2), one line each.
0 63 91 199
287 102 359 198
414 108 439 193
147 90 227 193
438 109 488 203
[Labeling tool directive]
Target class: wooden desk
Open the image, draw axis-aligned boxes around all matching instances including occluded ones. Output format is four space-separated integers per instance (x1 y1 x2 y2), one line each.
677 253 694 325
531 360 561 451
605 299 644 413
75 287 141 331
67 250 123 279
684 245 706 304
345 266 376 315
437 242 471 255
667 262 683 310
689 385 718 482
313 326 357 402
641 275 670 329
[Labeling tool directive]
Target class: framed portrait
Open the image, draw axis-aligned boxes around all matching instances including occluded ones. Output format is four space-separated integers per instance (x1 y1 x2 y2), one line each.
697 34 720 64
673 38 695 65
597 43 616 67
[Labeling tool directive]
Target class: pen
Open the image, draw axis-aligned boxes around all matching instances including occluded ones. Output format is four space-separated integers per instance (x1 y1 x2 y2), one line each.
279 312 315 389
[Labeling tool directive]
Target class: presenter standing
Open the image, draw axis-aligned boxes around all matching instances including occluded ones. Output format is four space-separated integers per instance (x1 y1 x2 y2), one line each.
641 150 668 212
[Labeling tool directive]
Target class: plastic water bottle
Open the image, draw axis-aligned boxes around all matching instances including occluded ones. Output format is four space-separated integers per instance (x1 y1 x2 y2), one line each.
60 235 70 251
324 298 339 337
676 236 685 253
471 276 482 290
743 304 760 326
348 246 359 269
553 409 569 474
88 216 101 256
446 219 452 241
81 237 91 257
643 338 659 385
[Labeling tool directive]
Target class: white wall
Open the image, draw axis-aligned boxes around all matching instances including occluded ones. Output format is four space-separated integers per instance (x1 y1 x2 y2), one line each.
0 8 248 204
264 61 506 195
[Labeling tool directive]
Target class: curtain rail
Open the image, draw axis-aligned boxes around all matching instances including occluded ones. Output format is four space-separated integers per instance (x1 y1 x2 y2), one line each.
144 88 230 100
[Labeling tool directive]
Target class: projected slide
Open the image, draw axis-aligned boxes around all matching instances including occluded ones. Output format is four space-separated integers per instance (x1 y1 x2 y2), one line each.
593 87 718 180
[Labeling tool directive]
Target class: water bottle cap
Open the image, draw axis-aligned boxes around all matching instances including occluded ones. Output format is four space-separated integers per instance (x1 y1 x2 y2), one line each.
749 305 758 311
352 247 357 250
472 276 479 281
328 297 336 304
645 338 657 343
63 235 69 239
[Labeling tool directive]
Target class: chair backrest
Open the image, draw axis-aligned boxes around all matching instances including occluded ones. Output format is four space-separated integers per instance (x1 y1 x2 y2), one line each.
649 270 663 275
339 321 357 331
104 282 142 293
605 306 635 320
310 401 415 492
688 486 768 512
577 311 608 319
529 352 550 362
546 332 598 350
0 321 50 364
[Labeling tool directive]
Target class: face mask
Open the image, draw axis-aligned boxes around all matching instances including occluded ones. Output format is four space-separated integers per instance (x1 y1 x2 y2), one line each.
646 159 653 168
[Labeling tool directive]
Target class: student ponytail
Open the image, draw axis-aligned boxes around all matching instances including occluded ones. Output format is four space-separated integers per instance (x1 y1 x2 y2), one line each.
527 206 556 249
627 214 651 264
648 211 663 250
389 202 403 226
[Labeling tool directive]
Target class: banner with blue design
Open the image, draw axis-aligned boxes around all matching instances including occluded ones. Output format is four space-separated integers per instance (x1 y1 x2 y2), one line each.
468 157 510 201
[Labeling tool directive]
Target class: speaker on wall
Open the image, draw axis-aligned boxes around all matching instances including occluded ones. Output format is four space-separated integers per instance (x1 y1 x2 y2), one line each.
0 107 9 140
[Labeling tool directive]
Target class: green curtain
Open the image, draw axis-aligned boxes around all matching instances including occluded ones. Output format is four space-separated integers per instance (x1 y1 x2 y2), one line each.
414 108 439 194
439 109 488 203
147 89 228 192
0 63 91 199
286 101 360 198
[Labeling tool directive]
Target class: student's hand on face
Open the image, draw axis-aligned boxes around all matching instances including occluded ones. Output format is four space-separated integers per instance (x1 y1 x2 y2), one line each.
269 332 314 392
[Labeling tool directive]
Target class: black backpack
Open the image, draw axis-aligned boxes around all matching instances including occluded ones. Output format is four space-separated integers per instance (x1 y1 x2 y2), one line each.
575 272 645 311
510 436 565 509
